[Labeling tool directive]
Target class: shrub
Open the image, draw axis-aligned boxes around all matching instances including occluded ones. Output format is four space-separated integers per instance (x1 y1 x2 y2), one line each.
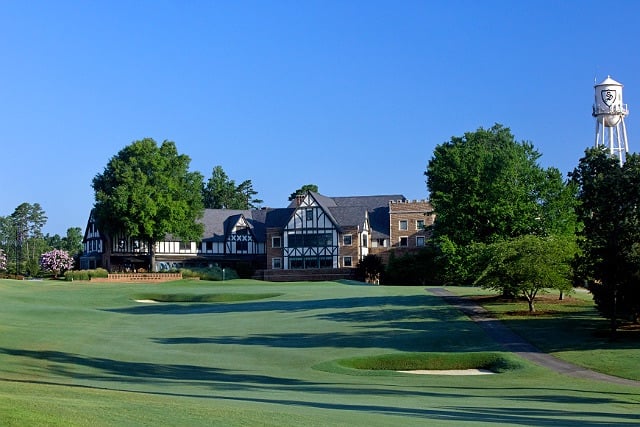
180 266 238 281
64 269 106 281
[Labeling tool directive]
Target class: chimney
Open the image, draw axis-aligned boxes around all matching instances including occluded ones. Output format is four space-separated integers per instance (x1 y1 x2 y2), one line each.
295 194 305 207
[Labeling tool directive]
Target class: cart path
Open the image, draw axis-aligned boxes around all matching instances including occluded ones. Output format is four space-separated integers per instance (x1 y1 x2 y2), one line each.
428 287 640 387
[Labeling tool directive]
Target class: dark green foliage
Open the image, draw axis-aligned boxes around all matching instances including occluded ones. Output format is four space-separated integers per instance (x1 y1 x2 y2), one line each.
180 266 239 281
384 245 442 286
289 184 319 201
570 148 640 329
425 124 578 285
202 165 262 209
355 254 385 284
0 203 48 276
64 268 108 281
92 139 205 270
474 235 577 312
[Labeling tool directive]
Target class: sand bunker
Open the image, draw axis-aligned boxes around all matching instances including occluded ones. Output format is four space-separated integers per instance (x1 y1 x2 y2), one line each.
398 369 494 375
135 299 159 304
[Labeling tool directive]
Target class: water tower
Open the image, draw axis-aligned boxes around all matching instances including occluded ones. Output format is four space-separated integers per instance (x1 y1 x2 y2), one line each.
593 75 629 165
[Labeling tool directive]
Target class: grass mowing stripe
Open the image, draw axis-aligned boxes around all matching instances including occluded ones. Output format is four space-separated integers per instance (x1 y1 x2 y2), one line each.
133 293 282 303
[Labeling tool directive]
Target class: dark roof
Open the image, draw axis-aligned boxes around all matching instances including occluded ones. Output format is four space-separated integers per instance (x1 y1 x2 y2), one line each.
200 207 294 242
328 206 367 229
332 194 405 239
199 193 407 242
201 209 251 242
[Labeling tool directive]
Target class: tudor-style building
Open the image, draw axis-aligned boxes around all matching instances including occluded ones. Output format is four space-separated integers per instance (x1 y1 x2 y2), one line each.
80 191 434 279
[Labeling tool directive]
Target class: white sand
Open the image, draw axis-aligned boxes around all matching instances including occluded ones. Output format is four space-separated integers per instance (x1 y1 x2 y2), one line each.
135 299 159 303
398 369 494 375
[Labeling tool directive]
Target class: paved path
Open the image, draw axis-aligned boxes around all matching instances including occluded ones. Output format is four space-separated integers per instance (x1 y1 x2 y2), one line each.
428 287 640 387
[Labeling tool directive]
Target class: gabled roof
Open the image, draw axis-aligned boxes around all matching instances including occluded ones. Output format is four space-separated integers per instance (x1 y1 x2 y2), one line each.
200 209 253 242
332 194 406 239
200 207 294 242
328 206 368 229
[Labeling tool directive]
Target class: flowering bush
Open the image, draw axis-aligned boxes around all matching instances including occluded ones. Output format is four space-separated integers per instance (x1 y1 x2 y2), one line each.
39 249 74 278
0 250 6 271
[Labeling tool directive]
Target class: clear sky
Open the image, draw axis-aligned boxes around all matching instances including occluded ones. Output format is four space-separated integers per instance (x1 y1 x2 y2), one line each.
1 0 639 236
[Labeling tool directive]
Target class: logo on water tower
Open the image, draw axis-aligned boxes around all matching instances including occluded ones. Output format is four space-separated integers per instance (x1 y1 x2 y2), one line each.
601 89 617 107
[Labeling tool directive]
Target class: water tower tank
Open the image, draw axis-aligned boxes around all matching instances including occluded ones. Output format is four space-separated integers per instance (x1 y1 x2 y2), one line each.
593 76 626 127
592 75 630 165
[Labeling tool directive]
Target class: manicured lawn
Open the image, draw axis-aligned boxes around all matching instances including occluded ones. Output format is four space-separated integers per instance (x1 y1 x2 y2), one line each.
0 279 638 426
448 286 640 381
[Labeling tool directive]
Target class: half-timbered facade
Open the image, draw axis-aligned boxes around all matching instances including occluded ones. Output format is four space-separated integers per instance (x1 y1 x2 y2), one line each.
80 191 433 277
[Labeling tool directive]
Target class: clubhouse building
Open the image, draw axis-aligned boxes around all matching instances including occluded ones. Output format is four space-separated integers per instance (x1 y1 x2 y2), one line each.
80 191 433 280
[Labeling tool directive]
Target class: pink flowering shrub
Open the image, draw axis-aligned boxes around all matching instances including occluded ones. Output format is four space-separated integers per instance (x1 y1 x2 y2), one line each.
40 249 74 278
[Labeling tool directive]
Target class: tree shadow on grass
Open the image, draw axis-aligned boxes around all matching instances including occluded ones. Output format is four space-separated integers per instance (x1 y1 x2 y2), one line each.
1 347 637 426
105 294 437 316
151 318 496 353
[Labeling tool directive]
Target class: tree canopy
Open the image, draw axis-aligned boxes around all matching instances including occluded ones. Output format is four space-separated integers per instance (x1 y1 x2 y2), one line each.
425 124 578 286
426 124 575 245
475 234 576 312
203 165 262 209
570 148 640 331
289 184 319 201
0 202 48 275
92 138 204 270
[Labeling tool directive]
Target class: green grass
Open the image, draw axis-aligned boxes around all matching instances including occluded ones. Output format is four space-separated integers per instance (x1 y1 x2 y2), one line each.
133 292 282 303
0 279 638 426
333 351 525 372
447 286 640 380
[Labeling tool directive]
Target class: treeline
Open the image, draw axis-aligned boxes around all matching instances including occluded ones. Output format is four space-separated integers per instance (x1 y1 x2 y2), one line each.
0 202 83 276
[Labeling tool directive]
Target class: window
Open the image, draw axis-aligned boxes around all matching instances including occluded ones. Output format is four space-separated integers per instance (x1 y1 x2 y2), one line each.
179 241 191 251
272 236 281 248
306 209 314 221
399 237 408 247
205 241 213 251
343 234 352 246
289 256 332 269
343 256 352 267
416 236 425 247
288 233 333 248
236 240 248 252
399 220 408 230
272 258 282 269
289 257 304 269
416 219 425 230
362 234 368 247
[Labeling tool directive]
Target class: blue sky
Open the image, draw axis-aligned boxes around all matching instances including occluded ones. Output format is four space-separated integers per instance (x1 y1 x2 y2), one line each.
1 1 639 236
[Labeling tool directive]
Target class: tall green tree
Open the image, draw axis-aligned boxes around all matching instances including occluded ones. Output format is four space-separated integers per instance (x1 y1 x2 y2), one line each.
0 203 48 275
92 138 204 271
289 184 319 201
425 124 577 284
62 227 84 256
570 148 640 333
202 166 262 209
